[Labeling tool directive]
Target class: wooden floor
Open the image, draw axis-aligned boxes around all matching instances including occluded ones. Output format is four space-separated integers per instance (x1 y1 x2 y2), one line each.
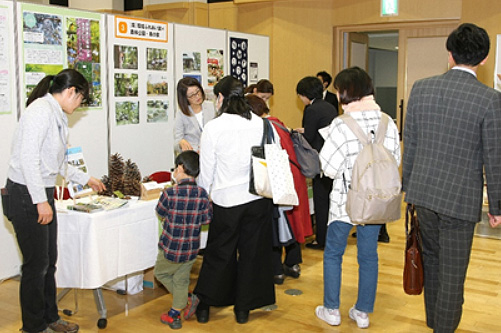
1 218 500 333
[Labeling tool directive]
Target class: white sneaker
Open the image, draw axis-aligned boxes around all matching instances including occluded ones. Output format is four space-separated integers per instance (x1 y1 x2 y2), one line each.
349 306 369 328
315 305 341 326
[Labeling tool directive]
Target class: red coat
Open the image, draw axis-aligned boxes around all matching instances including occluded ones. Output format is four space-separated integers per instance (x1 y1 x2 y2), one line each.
268 116 312 243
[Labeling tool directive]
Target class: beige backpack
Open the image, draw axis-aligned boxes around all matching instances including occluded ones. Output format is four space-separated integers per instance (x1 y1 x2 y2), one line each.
340 113 402 224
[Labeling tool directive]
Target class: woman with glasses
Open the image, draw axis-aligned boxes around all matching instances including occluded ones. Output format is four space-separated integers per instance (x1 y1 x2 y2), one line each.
174 77 217 153
5 68 105 333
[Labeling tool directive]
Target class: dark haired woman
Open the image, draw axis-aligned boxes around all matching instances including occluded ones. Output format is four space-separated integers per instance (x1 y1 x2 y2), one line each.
246 94 312 284
315 67 400 329
193 76 275 325
5 69 105 333
174 77 216 153
251 79 274 102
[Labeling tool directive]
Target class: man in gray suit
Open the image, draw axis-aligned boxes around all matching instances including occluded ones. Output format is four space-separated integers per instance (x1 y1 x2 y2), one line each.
403 23 501 332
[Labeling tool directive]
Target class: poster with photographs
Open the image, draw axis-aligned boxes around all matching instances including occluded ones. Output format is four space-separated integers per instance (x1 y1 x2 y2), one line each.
147 100 168 123
116 101 139 125
147 48 167 71
207 49 224 86
114 73 139 97
66 17 102 107
20 4 105 109
114 45 138 69
23 12 63 45
230 37 248 87
147 73 168 96
183 51 201 73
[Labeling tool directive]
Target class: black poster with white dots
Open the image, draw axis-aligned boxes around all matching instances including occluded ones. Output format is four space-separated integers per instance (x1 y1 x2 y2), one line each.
230 37 248 87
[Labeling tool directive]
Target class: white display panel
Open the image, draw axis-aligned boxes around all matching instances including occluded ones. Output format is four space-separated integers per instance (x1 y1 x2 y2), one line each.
108 15 175 177
16 2 108 177
0 0 22 280
227 30 270 88
173 23 227 100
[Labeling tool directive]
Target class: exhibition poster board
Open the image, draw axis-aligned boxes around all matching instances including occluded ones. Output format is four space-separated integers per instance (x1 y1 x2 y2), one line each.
0 0 22 280
108 15 175 177
227 30 270 88
16 2 108 177
173 23 227 101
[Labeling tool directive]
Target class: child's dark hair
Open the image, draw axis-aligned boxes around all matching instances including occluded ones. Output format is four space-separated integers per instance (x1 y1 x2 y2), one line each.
27 68 89 107
175 151 200 178
333 67 374 105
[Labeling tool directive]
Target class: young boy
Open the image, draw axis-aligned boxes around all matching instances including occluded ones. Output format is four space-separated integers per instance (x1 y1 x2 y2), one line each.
154 151 212 329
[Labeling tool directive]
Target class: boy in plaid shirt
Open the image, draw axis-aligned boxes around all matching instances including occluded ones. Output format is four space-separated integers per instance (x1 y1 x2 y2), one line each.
154 151 212 329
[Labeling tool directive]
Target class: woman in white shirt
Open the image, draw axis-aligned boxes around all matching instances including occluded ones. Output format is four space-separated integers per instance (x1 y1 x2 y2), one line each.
193 76 275 325
174 77 216 153
315 67 400 329
5 69 105 333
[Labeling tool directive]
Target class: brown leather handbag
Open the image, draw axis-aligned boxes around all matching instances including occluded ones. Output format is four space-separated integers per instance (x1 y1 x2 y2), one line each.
403 204 424 295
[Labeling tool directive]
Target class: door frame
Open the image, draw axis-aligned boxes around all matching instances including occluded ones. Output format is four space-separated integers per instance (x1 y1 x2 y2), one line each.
333 20 459 134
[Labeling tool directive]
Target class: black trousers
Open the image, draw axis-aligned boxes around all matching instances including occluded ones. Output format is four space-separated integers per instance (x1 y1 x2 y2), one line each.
272 241 302 275
416 206 476 333
312 175 333 247
6 179 59 333
194 198 275 311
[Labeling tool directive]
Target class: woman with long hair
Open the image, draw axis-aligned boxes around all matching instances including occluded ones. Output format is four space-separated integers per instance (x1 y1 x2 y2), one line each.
174 77 216 153
5 69 105 333
192 76 275 325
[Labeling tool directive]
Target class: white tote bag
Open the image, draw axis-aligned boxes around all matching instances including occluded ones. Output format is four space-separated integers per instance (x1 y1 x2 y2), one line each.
264 144 299 206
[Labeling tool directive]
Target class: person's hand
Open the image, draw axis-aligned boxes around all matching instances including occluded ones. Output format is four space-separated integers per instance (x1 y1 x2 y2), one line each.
37 201 53 225
294 127 305 134
487 213 501 228
179 139 193 151
87 177 106 193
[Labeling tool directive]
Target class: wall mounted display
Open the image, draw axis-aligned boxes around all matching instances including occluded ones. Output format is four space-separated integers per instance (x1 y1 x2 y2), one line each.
229 37 248 87
227 31 269 88
108 15 174 176
16 2 109 179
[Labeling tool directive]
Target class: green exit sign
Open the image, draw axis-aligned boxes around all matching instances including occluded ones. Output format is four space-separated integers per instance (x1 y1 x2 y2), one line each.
381 0 399 16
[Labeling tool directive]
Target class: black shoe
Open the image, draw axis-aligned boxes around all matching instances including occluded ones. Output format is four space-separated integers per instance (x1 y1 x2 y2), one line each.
378 232 390 243
274 274 285 285
196 305 210 323
283 264 300 278
234 309 249 324
305 241 324 250
378 224 390 243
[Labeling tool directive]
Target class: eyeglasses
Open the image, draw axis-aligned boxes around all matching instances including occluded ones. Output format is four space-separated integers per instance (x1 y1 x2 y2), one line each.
187 89 201 99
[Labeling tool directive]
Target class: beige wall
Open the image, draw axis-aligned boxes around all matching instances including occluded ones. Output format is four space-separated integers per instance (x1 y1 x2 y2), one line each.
461 0 501 87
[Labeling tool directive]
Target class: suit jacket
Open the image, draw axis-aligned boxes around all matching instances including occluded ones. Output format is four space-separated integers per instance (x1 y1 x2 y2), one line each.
324 90 339 111
302 98 338 152
174 101 217 153
403 69 501 222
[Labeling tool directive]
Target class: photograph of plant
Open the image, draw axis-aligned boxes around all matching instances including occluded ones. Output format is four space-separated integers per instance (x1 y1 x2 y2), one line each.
116 101 139 125
114 73 139 97
114 45 138 70
147 48 167 71
147 100 168 123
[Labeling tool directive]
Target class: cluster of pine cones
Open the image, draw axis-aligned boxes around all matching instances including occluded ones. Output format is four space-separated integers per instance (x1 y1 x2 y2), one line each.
99 153 142 197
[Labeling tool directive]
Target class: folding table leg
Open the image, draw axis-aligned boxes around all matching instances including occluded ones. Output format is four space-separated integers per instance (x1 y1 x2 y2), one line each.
93 288 108 329
57 288 79 315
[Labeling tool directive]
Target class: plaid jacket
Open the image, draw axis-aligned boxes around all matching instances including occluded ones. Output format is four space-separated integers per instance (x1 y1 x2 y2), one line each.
403 69 501 221
156 178 212 262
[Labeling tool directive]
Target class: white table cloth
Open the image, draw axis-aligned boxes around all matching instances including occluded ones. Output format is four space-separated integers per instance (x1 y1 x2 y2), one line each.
56 200 159 289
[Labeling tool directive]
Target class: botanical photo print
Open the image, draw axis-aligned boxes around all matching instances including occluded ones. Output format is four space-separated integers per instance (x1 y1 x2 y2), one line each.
183 51 201 73
116 101 139 125
147 73 168 96
147 100 169 123
114 73 139 97
147 48 167 71
23 12 62 45
114 45 138 70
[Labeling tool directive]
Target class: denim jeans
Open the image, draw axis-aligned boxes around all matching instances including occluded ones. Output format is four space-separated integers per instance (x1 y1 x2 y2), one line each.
7 179 59 332
323 221 381 313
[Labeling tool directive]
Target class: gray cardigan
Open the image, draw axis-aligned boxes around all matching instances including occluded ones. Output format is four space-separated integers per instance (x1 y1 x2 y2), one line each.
8 94 90 204
174 101 217 153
